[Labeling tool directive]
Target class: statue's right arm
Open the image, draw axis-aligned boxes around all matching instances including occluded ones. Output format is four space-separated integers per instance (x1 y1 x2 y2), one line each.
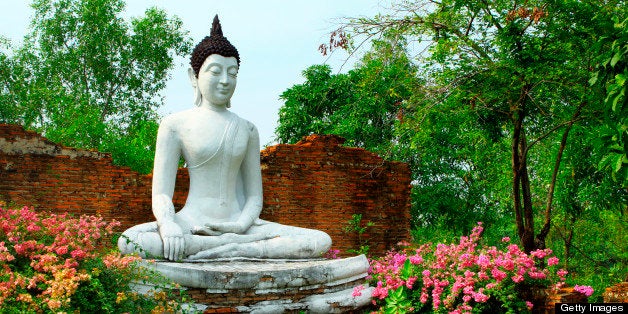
152 116 184 260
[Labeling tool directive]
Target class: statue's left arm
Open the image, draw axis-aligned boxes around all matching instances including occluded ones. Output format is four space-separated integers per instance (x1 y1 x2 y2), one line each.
235 122 264 230
204 121 263 234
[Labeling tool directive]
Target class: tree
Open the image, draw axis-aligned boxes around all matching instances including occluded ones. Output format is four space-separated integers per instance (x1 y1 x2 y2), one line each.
278 35 507 238
277 36 419 158
0 0 191 173
276 0 627 296
288 0 628 255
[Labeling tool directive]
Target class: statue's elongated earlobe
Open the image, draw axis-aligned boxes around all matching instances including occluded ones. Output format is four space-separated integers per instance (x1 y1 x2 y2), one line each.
188 67 202 106
194 86 202 107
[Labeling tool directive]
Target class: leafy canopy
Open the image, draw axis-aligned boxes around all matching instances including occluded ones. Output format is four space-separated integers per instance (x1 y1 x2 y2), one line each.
0 0 192 173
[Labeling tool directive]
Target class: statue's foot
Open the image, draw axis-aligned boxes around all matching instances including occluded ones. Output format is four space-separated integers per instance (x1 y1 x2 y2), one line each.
187 242 260 259
223 232 278 243
186 232 277 259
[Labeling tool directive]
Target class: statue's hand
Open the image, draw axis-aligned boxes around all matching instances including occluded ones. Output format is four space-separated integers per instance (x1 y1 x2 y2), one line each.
191 225 222 236
158 220 185 261
203 221 249 234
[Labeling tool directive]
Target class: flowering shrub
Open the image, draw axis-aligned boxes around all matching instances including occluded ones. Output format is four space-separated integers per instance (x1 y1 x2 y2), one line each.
573 285 594 297
324 248 341 259
354 222 593 314
0 206 187 313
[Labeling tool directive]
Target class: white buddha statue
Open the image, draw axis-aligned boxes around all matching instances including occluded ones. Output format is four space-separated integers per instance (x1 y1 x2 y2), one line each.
118 15 331 261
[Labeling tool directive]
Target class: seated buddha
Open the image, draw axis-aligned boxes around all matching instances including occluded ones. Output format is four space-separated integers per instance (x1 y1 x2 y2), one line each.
118 15 331 261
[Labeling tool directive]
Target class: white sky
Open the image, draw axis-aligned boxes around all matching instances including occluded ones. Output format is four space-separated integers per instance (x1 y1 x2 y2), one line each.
0 1 386 146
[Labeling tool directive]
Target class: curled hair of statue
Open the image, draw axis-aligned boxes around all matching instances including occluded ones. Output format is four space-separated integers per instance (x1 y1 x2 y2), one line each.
190 15 241 78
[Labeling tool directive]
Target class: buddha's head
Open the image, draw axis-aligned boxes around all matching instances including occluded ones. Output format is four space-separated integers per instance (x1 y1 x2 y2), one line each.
189 15 240 108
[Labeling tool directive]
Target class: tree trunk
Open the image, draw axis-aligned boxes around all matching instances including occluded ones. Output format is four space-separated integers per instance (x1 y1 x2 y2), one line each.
512 84 536 253
520 134 535 252
563 216 576 270
512 110 526 250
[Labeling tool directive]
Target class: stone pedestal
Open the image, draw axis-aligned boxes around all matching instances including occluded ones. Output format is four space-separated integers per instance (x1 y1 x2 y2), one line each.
604 282 628 303
136 255 373 313
531 287 589 314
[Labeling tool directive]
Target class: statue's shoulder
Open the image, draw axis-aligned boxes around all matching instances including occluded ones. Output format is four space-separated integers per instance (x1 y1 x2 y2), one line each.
158 109 196 131
231 113 258 135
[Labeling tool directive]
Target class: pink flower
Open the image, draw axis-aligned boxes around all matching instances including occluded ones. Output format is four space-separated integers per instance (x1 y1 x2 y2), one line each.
472 290 489 302
512 274 524 283
420 291 429 303
362 221 585 313
530 248 552 259
70 249 86 259
409 255 423 265
372 281 389 299
507 244 520 254
574 285 594 297
556 269 568 279
0 242 15 262
392 253 406 267
478 271 489 281
406 276 417 289
491 268 507 282
26 223 41 232
432 293 441 309
528 271 547 280
526 301 534 309
459 253 475 267
352 285 365 297
13 243 26 255
54 246 68 255
324 249 340 259
477 254 490 269
547 256 559 266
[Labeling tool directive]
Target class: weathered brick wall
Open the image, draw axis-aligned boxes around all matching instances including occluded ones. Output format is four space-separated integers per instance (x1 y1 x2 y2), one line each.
0 124 411 256
0 124 151 229
259 135 411 256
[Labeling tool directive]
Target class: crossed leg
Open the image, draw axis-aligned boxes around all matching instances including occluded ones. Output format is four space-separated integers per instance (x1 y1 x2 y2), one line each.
186 220 332 260
118 221 276 260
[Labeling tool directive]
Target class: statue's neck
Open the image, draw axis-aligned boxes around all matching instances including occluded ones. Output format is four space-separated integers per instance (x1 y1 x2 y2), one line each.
199 101 228 112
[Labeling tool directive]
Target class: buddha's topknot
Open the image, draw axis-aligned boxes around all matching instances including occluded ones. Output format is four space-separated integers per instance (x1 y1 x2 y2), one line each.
190 15 240 77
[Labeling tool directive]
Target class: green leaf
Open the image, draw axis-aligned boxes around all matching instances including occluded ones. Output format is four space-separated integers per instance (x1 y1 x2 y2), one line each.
598 154 614 170
400 259 413 280
613 89 625 112
589 71 599 86
610 50 622 67
616 73 627 87
614 154 624 173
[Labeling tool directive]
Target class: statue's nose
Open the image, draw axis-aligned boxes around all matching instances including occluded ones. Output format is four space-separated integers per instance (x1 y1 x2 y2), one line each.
219 73 230 85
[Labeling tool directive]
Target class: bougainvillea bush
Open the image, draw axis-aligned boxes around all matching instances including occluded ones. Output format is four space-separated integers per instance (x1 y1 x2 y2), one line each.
0 206 187 313
354 222 593 313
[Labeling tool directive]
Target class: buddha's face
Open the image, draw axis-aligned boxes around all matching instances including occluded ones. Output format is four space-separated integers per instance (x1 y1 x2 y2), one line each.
196 54 238 107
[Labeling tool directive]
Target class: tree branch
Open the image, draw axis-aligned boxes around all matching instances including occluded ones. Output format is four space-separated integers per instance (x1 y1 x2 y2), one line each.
536 101 586 247
464 8 478 37
524 115 586 158
479 0 503 31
